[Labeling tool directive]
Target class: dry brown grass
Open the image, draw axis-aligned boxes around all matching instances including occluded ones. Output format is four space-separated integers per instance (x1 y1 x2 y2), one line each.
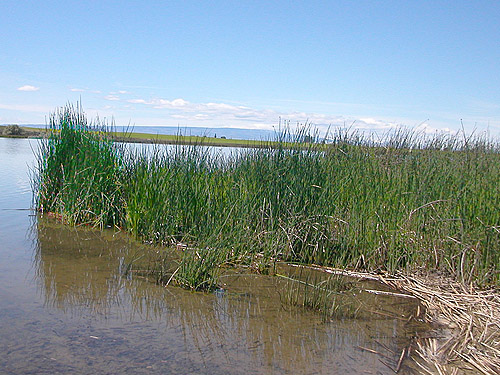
387 274 500 375
292 264 500 374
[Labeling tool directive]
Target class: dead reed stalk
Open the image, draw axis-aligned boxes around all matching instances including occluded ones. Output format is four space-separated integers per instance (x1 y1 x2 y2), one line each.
293 264 500 374
386 274 500 375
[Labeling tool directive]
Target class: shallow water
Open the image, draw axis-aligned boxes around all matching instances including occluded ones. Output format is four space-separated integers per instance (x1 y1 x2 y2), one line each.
0 138 427 374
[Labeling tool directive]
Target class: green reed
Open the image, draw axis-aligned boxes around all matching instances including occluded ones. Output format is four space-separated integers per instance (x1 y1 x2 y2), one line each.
34 104 500 288
144 246 226 292
277 271 359 320
34 103 124 228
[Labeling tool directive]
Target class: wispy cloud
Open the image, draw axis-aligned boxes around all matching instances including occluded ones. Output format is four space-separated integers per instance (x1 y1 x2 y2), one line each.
126 96 405 131
103 95 461 135
69 87 102 94
17 85 40 92
415 122 452 134
105 95 120 101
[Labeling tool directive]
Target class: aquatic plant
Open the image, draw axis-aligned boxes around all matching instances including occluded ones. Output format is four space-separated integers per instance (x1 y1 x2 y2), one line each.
173 247 226 291
145 245 226 292
277 270 359 320
34 104 500 287
34 103 124 228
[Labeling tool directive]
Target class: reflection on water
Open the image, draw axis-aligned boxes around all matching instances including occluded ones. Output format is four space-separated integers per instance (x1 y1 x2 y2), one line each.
31 218 427 374
0 138 428 374
34 219 128 314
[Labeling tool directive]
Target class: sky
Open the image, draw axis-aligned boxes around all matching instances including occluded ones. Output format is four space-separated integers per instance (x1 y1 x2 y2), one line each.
1 1 500 136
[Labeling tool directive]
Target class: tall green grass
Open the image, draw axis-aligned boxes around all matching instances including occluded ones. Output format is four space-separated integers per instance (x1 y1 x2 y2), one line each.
35 103 124 228
34 104 500 288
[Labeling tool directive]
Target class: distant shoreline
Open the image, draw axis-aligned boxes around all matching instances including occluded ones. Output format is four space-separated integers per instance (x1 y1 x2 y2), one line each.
0 125 269 148
0 125 46 139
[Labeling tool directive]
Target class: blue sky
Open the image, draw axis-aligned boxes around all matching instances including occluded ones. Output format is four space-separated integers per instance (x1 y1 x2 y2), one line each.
1 1 500 135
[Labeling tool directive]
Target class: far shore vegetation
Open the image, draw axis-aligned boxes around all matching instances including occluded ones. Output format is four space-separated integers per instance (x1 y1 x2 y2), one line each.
1 123 279 149
31 103 500 374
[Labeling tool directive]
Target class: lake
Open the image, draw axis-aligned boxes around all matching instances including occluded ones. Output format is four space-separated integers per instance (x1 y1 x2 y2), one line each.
0 137 427 374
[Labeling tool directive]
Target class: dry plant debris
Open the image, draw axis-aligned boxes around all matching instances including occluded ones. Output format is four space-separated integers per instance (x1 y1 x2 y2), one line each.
386 274 500 375
298 264 499 374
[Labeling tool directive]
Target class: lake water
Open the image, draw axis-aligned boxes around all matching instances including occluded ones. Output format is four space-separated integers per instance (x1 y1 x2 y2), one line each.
0 137 427 374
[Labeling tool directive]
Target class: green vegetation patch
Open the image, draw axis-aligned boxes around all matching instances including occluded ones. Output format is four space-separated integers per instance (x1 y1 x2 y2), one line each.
33 104 500 290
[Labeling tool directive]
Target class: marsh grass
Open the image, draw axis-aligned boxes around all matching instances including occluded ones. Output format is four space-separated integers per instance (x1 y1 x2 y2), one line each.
34 103 124 228
141 245 226 292
174 247 226 291
277 270 359 319
34 104 500 289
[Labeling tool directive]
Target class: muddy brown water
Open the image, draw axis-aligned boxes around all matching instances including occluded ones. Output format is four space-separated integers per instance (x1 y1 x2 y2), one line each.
0 138 430 374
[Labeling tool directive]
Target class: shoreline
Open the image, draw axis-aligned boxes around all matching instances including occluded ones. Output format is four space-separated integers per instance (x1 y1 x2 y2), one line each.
0 125 272 149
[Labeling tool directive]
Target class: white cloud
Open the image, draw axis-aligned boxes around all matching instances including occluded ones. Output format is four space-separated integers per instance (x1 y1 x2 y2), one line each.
126 96 392 131
69 87 103 94
128 97 278 126
128 99 147 104
17 85 40 92
356 117 399 130
105 95 120 101
120 95 459 135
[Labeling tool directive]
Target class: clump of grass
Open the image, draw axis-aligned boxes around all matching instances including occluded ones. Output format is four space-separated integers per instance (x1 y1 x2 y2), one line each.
34 103 123 228
146 246 226 292
174 247 226 291
277 270 359 320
